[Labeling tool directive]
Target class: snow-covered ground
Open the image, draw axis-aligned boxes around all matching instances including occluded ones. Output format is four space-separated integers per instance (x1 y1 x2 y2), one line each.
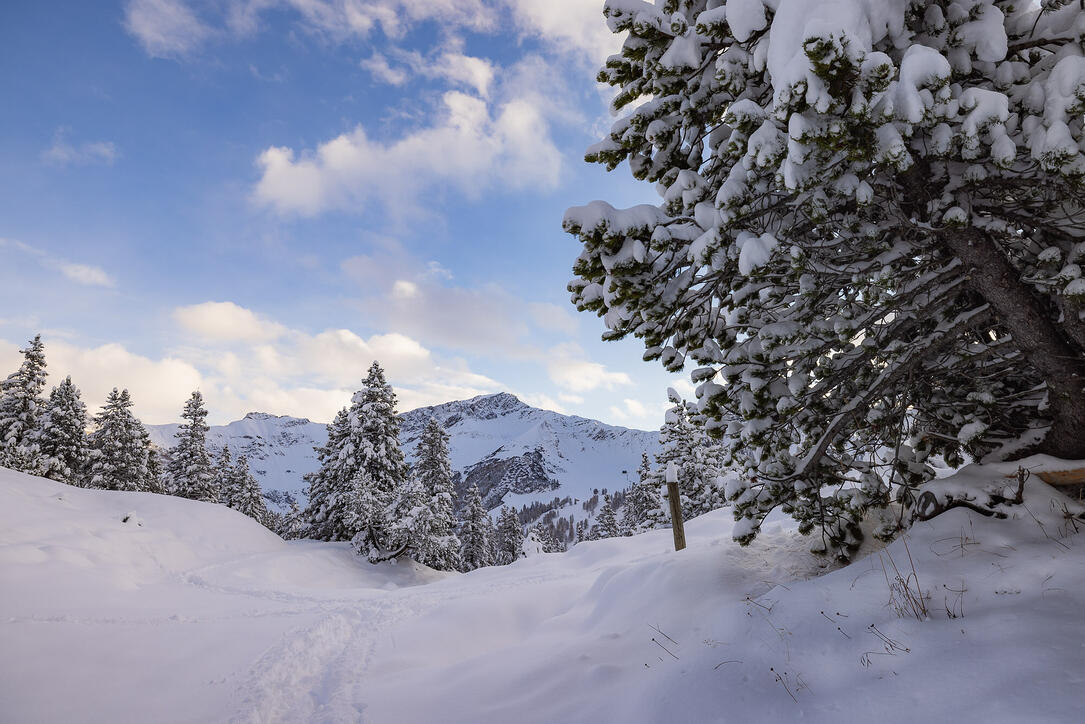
2 464 1083 723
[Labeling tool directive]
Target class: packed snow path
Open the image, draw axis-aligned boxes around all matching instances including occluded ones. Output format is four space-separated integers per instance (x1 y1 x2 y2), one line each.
2 467 1084 723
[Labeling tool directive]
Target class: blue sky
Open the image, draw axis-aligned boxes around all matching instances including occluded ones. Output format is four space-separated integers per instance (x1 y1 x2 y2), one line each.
0 0 688 428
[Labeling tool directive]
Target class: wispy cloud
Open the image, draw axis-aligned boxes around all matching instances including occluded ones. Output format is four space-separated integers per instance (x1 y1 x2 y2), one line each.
123 0 212 59
0 238 116 288
42 129 118 167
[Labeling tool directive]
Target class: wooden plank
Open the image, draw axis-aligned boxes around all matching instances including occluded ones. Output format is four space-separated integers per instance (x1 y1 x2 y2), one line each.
1037 468 1085 487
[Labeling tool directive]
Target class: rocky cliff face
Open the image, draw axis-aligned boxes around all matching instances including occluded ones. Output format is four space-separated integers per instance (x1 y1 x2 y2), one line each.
148 393 659 514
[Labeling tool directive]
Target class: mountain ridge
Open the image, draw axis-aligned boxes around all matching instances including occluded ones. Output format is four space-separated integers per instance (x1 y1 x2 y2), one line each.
147 392 660 517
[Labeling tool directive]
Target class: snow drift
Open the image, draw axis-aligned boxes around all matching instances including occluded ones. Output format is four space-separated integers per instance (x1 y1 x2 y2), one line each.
2 462 1084 722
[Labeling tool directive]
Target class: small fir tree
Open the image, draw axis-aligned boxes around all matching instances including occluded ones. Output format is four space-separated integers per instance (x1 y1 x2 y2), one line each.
590 494 620 540
168 391 216 502
38 376 89 485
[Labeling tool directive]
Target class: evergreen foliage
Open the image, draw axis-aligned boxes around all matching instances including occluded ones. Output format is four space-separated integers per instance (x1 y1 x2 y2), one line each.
302 362 409 558
589 494 620 540
396 416 461 571
88 389 152 491
230 454 269 525
168 391 217 502
566 0 1085 557
38 376 89 485
645 392 725 529
622 452 660 534
459 483 493 571
0 335 47 472
495 505 524 565
215 445 234 506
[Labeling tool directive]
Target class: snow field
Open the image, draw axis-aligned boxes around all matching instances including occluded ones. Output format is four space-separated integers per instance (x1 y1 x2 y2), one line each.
2 462 1084 723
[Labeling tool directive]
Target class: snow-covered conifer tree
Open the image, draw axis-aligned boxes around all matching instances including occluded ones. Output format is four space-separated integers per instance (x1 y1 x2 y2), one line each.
88 389 152 491
38 376 89 485
215 445 234 507
0 334 47 472
230 454 269 525
622 452 660 534
567 0 1085 558
590 494 620 540
459 483 493 571
303 362 409 555
495 505 524 565
409 416 461 570
302 407 350 540
167 391 217 502
640 393 725 530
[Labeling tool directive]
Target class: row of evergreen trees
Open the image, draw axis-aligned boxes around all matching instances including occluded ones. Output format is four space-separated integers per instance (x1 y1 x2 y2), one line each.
0 335 270 527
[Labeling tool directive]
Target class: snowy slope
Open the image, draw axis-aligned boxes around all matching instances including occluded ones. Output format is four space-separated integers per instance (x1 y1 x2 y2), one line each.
147 393 659 513
3 463 1084 722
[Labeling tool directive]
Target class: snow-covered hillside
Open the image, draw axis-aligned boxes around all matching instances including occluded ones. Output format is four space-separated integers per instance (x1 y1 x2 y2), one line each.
3 463 1084 722
147 393 659 514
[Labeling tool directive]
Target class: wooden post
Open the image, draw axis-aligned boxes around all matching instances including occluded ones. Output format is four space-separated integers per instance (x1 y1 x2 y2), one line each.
666 462 686 551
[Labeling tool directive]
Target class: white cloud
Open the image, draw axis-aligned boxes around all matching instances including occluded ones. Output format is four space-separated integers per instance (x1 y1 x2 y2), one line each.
253 89 561 218
167 302 505 421
0 238 116 289
361 53 409 85
123 0 212 58
174 301 288 342
0 337 203 425
503 0 620 67
42 129 118 167
59 263 116 288
391 280 419 299
546 343 632 393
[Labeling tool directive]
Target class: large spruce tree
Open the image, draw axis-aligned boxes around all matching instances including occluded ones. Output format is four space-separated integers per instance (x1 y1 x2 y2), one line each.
0 334 47 472
168 391 217 502
302 361 409 558
88 388 152 491
459 483 493 571
38 376 89 485
566 0 1085 557
409 416 461 570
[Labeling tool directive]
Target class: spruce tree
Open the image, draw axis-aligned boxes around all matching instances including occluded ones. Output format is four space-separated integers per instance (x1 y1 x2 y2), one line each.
302 407 350 540
168 391 216 502
302 361 408 555
88 389 152 491
590 494 620 540
38 376 89 485
459 483 493 571
568 0 1085 558
215 445 234 507
408 416 461 570
621 452 659 534
145 443 165 494
644 393 726 529
0 334 47 472
495 505 524 565
230 454 269 525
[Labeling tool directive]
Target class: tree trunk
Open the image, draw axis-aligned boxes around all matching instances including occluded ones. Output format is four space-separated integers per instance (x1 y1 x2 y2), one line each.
942 228 1085 459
